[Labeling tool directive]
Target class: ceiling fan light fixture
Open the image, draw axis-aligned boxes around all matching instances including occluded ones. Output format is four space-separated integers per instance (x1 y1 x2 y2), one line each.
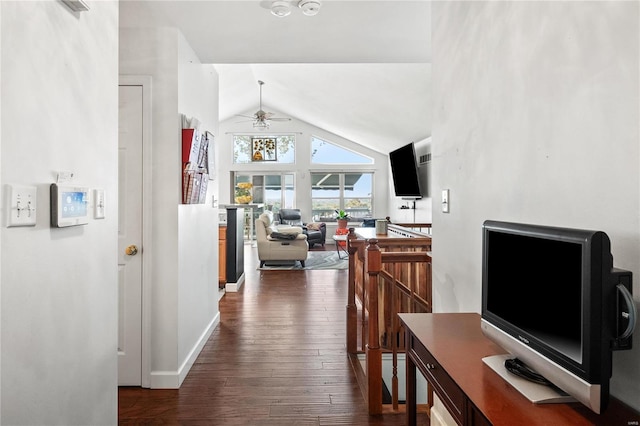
298 0 321 16
234 80 289 130
271 1 291 17
253 120 269 130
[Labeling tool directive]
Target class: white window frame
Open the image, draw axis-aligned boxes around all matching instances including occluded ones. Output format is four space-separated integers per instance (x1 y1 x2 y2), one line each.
310 171 374 223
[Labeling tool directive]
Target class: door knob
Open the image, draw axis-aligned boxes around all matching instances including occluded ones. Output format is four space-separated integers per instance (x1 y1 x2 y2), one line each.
125 245 138 256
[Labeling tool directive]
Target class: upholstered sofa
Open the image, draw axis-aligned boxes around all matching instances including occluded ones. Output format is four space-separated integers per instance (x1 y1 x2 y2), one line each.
277 209 326 248
255 211 308 267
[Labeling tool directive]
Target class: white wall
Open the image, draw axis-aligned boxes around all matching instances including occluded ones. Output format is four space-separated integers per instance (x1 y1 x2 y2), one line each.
120 25 181 385
120 26 219 388
177 204 217 381
218 113 389 231
431 1 639 410
1 1 119 424
177 33 219 381
0 2 3 417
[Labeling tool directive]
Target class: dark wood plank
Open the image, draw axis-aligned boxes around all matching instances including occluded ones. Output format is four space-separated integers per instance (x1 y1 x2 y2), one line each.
119 244 428 425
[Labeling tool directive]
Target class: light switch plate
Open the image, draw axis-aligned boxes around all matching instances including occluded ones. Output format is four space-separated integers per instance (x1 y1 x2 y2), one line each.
94 189 105 219
442 189 450 213
6 184 37 227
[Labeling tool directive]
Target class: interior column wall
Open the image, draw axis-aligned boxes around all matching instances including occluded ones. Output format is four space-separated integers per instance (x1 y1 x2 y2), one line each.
120 26 181 384
120 26 221 388
176 32 220 382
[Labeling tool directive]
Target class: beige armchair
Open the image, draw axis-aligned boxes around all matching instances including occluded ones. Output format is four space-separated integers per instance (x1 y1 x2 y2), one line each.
255 211 308 267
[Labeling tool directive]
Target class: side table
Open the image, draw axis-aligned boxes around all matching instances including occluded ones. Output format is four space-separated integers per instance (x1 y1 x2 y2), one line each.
332 234 348 259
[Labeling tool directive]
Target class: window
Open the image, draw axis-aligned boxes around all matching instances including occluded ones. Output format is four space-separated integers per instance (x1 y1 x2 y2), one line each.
234 172 295 239
234 173 295 211
311 136 373 164
233 135 295 164
311 172 372 222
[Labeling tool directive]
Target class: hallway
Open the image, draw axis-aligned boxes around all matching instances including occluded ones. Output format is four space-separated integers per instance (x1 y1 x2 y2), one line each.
118 245 418 425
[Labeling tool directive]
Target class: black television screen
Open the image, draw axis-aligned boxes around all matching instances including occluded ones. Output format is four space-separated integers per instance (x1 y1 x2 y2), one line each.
389 143 422 199
485 230 584 363
481 220 634 414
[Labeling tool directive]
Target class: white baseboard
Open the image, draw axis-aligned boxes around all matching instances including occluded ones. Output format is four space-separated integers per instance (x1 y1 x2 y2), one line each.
225 272 245 292
149 312 220 389
149 370 181 389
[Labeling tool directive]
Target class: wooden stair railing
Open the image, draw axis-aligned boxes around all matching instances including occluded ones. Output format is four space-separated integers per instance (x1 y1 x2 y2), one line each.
346 228 360 354
345 228 432 415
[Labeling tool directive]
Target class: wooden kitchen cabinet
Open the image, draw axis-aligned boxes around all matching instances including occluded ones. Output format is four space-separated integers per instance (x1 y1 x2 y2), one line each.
218 225 227 288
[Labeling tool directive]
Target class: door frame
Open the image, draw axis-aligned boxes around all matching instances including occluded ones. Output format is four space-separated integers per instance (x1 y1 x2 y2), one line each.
119 74 153 388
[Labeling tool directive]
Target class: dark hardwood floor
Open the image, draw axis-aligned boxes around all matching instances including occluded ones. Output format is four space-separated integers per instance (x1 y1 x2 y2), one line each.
119 243 423 425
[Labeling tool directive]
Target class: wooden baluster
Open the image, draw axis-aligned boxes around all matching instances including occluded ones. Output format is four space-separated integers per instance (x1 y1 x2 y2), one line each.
358 240 367 353
365 239 382 415
392 273 399 411
426 253 432 312
346 228 358 354
411 260 416 313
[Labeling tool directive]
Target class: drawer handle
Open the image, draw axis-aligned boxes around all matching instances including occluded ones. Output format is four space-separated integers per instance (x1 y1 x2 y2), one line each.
426 363 436 370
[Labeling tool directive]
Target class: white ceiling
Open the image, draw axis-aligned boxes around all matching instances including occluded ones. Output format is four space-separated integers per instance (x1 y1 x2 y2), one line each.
120 1 432 153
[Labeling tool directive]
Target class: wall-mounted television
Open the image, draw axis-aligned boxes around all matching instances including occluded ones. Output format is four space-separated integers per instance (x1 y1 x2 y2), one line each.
389 143 422 200
481 220 635 414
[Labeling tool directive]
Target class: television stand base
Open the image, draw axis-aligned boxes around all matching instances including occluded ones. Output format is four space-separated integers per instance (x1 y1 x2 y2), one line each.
483 354 577 404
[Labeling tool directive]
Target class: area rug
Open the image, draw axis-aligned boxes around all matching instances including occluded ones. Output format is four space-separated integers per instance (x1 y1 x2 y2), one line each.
258 250 348 270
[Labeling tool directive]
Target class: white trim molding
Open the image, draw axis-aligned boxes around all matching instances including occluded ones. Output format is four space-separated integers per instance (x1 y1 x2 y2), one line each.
119 74 153 388
149 314 220 388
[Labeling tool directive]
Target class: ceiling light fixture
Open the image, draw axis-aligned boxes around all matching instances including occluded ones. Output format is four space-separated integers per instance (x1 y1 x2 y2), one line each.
298 0 321 16
271 1 291 18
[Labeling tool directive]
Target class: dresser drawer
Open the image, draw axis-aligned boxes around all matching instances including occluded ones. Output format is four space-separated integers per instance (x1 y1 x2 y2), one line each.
410 335 465 424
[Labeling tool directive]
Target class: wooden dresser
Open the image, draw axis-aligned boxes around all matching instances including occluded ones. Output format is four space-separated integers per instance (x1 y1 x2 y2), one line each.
400 313 640 425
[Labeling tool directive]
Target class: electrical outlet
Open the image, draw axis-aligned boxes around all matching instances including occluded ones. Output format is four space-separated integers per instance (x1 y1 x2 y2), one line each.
442 189 450 213
6 184 37 227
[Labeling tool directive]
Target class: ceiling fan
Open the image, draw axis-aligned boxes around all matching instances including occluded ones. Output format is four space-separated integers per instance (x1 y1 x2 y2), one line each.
236 80 291 129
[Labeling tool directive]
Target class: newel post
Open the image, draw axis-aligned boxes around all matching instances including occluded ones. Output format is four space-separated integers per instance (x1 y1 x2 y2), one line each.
365 238 383 414
346 227 358 354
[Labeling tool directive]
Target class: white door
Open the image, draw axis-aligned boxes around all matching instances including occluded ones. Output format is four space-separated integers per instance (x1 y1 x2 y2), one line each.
117 84 144 386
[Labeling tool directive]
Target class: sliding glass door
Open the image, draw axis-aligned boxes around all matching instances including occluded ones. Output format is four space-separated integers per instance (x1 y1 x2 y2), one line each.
234 172 296 238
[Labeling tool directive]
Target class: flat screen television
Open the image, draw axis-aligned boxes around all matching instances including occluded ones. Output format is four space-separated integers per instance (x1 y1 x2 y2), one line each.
389 143 422 199
481 220 635 414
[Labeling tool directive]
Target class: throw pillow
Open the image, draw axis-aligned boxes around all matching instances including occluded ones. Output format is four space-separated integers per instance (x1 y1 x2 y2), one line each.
276 227 300 234
306 222 321 231
270 231 298 240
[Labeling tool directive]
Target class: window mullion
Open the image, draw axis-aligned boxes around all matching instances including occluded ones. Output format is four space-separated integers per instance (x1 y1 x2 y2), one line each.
339 173 345 210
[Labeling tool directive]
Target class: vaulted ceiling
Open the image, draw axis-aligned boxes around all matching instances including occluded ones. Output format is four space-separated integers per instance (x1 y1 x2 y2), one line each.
120 0 431 154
